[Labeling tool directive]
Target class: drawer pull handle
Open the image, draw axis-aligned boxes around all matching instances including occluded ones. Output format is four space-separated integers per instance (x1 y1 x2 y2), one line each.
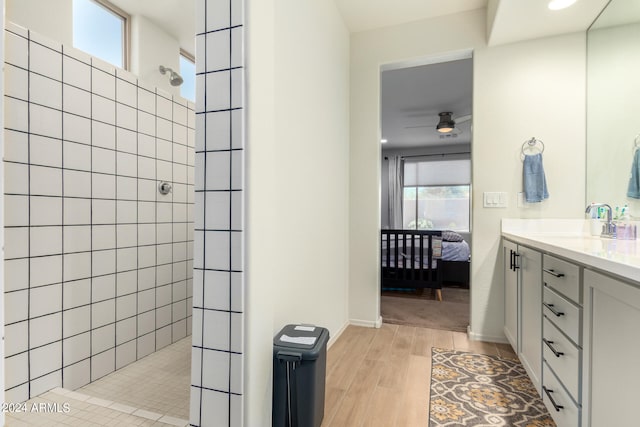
513 253 520 270
543 338 564 357
543 268 565 278
543 302 565 317
543 386 564 412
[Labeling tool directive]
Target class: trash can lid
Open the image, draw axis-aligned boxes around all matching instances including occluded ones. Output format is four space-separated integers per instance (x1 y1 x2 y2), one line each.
273 324 329 359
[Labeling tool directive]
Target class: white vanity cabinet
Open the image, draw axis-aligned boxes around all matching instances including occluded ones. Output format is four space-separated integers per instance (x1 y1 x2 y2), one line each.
502 219 640 427
582 270 640 427
503 240 519 350
503 239 542 393
541 255 582 427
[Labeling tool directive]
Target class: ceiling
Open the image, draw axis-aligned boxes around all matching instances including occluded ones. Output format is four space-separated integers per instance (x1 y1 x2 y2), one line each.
341 0 610 150
117 0 608 61
333 0 487 34
381 58 473 150
487 0 610 46
122 0 611 150
334 0 609 43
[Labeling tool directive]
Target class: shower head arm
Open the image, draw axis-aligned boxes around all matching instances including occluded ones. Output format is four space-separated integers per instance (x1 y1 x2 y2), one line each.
158 65 184 86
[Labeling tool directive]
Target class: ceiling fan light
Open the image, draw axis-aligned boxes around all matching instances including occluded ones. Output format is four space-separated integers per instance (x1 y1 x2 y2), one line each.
436 112 455 133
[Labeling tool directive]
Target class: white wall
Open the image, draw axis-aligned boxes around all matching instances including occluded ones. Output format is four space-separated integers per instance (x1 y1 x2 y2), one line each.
349 8 586 340
5 1 183 96
6 0 72 46
131 15 181 97
246 0 350 424
472 32 586 340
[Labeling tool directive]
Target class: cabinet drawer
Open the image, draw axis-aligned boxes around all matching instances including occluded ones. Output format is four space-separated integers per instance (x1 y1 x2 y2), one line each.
543 317 581 403
543 286 581 345
543 254 581 303
543 362 580 427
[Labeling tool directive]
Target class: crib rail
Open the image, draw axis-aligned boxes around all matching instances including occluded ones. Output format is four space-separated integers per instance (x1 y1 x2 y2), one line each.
381 229 442 288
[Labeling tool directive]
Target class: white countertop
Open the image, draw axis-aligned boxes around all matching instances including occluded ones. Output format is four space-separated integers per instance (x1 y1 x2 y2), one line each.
502 219 640 285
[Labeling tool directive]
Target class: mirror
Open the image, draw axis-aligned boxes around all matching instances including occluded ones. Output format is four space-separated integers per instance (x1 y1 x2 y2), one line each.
586 0 640 218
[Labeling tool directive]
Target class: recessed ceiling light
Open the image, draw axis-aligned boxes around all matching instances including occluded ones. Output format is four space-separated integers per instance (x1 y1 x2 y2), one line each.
381 139 388 144
548 0 577 10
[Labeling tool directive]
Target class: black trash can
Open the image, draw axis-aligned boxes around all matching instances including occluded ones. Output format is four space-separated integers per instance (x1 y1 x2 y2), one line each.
272 324 330 427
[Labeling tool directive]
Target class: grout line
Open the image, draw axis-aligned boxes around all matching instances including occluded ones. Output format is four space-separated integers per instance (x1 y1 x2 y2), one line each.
198 1 208 424
3 22 196 412
47 387 190 425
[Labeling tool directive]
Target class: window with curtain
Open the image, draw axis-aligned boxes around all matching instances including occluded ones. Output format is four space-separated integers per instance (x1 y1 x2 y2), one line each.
403 157 471 231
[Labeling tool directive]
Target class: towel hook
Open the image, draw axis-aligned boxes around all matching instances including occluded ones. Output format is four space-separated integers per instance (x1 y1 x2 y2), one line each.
521 137 544 159
634 134 640 151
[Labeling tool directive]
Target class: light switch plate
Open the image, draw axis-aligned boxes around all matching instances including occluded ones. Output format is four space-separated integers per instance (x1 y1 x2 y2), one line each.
484 191 508 208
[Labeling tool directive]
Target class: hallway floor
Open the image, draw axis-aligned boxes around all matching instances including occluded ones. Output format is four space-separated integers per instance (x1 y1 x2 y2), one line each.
5 325 514 426
5 337 191 427
321 324 516 427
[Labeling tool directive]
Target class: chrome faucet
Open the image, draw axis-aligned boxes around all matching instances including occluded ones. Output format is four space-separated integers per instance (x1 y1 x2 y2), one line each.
585 203 616 238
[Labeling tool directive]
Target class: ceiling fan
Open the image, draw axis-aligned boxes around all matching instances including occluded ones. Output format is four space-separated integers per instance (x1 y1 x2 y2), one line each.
406 112 472 135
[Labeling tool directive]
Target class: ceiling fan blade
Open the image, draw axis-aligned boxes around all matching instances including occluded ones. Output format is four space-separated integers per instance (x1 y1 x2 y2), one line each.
455 114 472 124
405 124 436 129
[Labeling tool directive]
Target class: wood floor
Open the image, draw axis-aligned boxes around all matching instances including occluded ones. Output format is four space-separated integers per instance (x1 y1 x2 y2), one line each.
321 324 517 427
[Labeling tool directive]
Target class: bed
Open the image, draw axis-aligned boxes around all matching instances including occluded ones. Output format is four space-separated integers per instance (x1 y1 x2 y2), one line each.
381 229 470 300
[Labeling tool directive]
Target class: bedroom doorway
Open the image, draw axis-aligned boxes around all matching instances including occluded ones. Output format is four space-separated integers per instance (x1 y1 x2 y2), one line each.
379 52 473 332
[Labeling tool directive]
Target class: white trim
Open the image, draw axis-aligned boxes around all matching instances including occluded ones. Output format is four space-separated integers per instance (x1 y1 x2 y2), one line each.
349 316 383 329
376 50 474 336
467 325 509 343
380 48 473 72
327 321 349 349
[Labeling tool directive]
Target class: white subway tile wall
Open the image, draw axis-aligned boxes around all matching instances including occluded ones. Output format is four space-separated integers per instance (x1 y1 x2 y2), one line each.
191 0 245 426
3 22 195 403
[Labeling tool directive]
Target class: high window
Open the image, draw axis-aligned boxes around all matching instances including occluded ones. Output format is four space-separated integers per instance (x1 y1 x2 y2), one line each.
180 50 196 102
73 0 129 69
403 158 471 232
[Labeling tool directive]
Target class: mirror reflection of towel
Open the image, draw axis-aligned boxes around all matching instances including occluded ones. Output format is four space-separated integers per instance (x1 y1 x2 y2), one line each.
628 150 640 199
523 153 549 203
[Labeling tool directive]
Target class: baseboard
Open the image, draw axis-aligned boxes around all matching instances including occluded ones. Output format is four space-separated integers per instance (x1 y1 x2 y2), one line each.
349 316 383 329
327 321 349 349
467 325 509 343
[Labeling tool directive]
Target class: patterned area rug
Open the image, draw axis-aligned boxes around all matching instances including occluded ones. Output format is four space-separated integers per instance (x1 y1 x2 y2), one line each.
429 348 556 427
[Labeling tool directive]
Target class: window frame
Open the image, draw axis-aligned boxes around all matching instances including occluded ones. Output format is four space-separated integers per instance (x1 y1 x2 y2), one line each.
402 156 472 232
403 184 471 232
180 48 195 64
75 0 131 70
179 48 196 101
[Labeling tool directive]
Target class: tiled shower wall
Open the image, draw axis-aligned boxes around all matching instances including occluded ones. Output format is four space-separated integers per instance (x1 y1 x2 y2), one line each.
190 0 245 425
2 23 195 403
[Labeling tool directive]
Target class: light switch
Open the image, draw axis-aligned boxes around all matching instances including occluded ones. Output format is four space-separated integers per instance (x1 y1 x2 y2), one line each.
483 192 508 208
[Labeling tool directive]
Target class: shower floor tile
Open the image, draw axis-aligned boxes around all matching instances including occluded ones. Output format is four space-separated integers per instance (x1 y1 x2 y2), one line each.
77 337 192 420
5 388 188 426
5 337 192 426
